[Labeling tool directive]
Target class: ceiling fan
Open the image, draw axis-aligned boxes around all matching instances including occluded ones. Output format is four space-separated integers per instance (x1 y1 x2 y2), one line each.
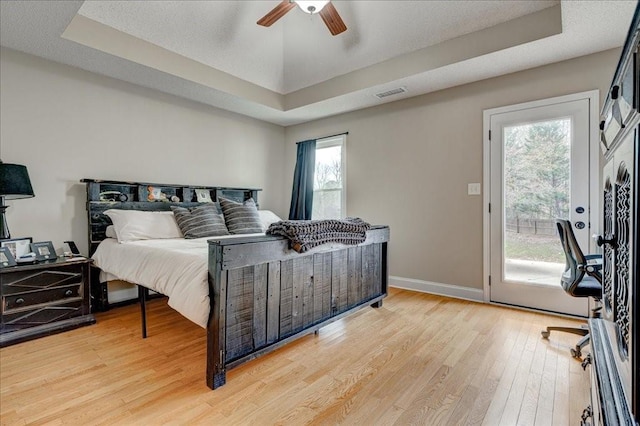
257 1 347 36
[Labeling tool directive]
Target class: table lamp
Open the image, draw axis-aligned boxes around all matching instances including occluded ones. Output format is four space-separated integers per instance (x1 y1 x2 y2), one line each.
0 161 34 239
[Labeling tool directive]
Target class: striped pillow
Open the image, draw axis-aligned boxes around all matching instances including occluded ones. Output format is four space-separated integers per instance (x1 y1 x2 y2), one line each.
219 197 264 234
171 205 229 238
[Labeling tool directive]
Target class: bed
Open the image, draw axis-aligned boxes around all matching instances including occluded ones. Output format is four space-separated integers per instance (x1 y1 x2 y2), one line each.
83 179 390 389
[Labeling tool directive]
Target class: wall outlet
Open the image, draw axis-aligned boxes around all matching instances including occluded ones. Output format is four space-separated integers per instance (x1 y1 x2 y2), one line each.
468 183 481 195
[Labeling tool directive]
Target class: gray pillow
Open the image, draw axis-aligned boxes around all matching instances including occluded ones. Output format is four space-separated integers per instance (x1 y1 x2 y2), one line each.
171 204 229 238
218 197 264 234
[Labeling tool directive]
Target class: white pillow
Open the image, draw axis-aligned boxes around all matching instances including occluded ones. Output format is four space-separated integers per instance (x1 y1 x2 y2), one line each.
104 210 183 243
105 225 118 239
258 210 282 232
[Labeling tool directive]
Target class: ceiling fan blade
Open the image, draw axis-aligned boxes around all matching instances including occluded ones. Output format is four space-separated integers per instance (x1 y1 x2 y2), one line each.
319 2 347 36
257 1 296 27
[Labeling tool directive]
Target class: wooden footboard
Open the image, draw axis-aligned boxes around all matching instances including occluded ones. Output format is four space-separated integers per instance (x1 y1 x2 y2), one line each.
206 226 390 389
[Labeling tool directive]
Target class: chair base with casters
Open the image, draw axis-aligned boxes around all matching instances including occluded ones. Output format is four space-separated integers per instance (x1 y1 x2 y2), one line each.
541 219 603 359
541 300 601 358
541 324 590 358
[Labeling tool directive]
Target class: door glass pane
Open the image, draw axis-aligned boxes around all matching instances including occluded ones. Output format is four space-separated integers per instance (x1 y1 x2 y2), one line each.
503 119 570 285
312 145 342 219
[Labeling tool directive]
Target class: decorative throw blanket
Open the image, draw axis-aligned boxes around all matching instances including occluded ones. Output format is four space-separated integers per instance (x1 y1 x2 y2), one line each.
267 218 371 253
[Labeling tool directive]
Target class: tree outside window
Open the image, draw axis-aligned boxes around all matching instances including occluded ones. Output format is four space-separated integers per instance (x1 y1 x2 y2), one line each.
312 136 346 219
503 119 571 265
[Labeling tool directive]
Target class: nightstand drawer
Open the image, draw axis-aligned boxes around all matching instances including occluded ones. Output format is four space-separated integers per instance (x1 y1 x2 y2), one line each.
1 300 83 331
3 284 81 312
1 268 83 292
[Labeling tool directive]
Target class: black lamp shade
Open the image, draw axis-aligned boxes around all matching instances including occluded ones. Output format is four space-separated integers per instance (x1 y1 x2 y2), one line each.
0 163 34 199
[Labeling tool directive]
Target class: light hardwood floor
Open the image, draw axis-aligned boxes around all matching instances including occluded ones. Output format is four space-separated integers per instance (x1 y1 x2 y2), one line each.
0 288 590 425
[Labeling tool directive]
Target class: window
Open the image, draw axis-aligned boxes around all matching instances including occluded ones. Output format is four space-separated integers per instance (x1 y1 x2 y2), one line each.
312 135 346 219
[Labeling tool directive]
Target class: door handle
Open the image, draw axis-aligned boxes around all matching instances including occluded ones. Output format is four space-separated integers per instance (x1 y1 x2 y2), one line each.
596 234 617 248
575 221 586 229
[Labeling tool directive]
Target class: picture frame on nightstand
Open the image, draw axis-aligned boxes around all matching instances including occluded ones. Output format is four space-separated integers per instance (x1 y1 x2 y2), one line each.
0 237 33 260
31 241 56 262
0 247 16 268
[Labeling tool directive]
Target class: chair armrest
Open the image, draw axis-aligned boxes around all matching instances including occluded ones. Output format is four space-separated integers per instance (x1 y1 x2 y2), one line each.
585 255 603 271
586 264 602 274
581 255 603 283
585 254 602 263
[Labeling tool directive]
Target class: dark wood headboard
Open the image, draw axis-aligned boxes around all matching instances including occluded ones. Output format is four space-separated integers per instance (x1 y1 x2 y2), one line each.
82 179 261 256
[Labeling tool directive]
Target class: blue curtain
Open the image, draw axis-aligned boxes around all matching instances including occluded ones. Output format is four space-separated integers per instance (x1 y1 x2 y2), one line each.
289 139 316 220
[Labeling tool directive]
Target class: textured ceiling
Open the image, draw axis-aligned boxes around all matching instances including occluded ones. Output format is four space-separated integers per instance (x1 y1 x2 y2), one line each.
0 1 637 126
77 0 557 94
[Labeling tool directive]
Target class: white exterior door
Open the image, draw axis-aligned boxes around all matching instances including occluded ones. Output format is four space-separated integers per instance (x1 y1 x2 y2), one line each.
487 95 594 316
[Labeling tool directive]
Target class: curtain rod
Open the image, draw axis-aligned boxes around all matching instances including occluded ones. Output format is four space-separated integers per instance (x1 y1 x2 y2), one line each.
296 131 349 144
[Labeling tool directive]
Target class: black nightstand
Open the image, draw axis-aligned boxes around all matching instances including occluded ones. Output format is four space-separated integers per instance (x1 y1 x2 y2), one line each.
0 257 95 347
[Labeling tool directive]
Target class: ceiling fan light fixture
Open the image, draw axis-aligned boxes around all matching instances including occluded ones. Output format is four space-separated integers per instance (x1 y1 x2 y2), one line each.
258 0 346 36
295 0 329 14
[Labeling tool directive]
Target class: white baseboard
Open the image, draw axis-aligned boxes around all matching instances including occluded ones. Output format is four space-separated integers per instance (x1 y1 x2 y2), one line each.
108 286 137 304
109 277 483 304
389 276 484 302
108 284 160 304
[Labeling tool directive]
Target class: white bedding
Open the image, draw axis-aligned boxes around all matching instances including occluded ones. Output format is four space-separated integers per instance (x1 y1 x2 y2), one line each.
91 234 263 328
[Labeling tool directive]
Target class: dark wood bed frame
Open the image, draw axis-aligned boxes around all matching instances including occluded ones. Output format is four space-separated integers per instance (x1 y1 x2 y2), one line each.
83 179 390 389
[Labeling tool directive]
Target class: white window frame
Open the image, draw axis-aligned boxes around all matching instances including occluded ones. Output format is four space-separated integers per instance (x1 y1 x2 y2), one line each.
314 134 347 219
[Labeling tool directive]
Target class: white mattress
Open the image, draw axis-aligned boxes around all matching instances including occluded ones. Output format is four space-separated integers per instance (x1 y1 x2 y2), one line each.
91 234 263 328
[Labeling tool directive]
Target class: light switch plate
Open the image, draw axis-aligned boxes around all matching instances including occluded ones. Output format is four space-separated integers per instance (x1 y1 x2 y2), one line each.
468 183 481 195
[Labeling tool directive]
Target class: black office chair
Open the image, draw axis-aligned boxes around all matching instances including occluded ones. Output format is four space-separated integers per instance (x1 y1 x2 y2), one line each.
541 219 602 358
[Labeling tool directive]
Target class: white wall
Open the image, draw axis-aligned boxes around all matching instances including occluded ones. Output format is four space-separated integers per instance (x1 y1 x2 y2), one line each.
284 49 621 296
0 46 623 301
0 47 287 258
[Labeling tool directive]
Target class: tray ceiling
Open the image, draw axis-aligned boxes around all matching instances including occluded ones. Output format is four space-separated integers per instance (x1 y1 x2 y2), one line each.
0 1 637 126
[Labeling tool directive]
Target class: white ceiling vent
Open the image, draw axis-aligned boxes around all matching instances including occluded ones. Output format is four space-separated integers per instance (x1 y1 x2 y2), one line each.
375 87 407 99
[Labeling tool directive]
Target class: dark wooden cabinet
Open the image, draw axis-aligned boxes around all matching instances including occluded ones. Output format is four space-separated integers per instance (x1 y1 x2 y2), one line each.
589 5 639 425
0 257 95 347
